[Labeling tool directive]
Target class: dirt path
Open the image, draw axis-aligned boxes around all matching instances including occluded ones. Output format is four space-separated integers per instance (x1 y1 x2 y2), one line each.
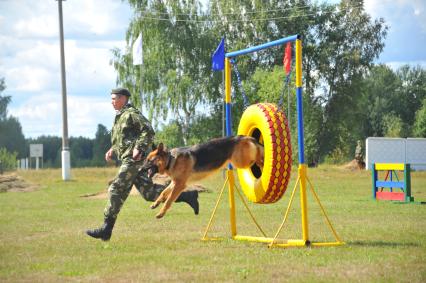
0 173 39 192
340 159 365 171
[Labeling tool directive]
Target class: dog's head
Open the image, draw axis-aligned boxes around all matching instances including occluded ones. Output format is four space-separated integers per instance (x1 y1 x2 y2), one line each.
142 143 169 178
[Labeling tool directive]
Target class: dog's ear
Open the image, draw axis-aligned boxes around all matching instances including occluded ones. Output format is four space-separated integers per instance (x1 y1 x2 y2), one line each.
157 142 164 152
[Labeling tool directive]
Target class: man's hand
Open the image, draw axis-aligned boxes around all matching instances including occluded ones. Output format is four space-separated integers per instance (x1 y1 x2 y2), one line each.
105 148 113 162
132 148 142 161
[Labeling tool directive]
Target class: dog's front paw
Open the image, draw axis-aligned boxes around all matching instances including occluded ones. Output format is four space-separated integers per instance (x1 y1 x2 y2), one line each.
156 212 165 219
150 203 159 209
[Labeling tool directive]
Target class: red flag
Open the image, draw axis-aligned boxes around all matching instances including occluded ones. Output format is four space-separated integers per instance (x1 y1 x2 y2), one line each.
283 42 292 76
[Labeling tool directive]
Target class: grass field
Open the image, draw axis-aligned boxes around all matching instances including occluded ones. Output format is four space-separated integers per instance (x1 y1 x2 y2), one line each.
1 166 425 282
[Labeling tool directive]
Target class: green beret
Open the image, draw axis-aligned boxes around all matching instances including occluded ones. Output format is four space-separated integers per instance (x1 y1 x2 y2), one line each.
111 87 131 97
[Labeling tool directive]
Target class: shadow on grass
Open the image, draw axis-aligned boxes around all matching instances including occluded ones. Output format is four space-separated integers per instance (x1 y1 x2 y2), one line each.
348 240 420 247
392 201 426 205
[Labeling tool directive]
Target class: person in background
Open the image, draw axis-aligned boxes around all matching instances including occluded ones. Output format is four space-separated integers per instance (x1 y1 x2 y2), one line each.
355 140 365 169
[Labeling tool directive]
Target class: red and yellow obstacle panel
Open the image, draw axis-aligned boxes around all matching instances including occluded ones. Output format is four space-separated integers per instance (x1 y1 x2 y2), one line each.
237 103 292 203
372 163 414 202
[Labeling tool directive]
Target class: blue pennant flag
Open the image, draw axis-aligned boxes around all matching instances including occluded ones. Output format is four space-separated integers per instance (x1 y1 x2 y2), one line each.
212 38 225 71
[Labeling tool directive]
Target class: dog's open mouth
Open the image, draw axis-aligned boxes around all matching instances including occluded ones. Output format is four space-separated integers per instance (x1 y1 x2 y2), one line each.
141 159 159 178
147 165 159 178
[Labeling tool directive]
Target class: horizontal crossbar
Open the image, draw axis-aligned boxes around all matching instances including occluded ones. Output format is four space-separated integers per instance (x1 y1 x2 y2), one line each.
226 34 299 58
203 236 345 248
375 163 405 171
376 181 404 188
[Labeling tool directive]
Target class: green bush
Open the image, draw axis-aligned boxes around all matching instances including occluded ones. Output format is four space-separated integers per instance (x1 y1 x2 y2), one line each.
383 113 411 137
413 98 426 137
0 147 17 172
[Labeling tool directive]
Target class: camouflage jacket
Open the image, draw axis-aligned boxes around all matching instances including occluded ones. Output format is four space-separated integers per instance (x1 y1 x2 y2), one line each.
355 144 363 159
111 104 155 161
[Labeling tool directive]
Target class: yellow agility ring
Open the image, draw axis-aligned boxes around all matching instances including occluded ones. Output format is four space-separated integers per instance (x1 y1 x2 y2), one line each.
237 103 292 203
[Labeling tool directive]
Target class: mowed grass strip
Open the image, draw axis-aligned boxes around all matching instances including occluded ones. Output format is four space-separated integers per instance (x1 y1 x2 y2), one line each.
0 166 425 282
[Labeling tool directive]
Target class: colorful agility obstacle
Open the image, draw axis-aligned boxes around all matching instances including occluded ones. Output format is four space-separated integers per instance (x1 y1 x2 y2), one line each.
203 35 344 248
371 163 413 202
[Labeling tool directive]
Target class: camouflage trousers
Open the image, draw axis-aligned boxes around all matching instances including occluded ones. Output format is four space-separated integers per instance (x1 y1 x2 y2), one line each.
104 158 143 220
133 170 171 202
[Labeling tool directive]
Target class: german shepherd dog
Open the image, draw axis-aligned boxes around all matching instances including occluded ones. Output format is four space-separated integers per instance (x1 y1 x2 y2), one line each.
142 135 264 218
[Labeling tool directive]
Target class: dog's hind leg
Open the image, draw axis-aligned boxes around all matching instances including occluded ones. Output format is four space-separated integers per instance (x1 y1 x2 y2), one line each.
151 183 173 210
156 181 186 219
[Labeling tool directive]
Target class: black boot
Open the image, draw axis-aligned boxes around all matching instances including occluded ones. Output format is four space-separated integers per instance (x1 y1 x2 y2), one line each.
176 190 199 215
86 217 116 241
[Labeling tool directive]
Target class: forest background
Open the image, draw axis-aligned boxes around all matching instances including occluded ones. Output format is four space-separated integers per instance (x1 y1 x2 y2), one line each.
1 0 426 170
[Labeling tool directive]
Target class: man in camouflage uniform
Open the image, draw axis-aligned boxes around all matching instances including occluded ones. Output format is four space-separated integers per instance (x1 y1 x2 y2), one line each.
355 140 365 169
355 140 363 162
86 87 155 241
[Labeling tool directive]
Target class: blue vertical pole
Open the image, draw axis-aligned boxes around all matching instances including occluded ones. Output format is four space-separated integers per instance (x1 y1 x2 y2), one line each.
225 103 232 137
372 164 377 199
296 87 305 164
295 36 305 165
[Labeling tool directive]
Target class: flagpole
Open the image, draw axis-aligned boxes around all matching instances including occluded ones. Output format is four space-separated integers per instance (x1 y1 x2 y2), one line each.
211 37 226 136
134 2 143 114
139 11 143 114
139 64 143 114
132 32 143 113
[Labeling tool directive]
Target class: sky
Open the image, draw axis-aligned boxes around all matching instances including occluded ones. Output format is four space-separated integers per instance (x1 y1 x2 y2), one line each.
0 0 425 139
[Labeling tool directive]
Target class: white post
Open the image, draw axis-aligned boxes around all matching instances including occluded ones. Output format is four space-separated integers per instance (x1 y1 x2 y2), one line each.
62 150 71 180
35 157 39 170
25 158 28 170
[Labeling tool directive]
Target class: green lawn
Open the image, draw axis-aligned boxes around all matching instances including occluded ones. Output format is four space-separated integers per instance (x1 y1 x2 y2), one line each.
1 166 425 282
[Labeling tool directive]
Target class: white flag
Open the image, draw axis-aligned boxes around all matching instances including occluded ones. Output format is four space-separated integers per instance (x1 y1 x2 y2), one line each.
132 33 143 65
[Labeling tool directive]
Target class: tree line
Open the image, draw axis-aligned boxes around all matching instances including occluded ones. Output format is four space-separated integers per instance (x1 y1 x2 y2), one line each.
1 78 113 169
0 78 113 169
24 124 111 168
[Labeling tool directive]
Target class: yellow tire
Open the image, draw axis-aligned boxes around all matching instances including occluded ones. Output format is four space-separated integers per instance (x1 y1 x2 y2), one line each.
237 103 292 203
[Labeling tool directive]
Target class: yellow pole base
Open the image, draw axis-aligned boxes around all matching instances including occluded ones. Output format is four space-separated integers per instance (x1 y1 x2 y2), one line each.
270 241 345 248
231 235 345 248
233 235 285 244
